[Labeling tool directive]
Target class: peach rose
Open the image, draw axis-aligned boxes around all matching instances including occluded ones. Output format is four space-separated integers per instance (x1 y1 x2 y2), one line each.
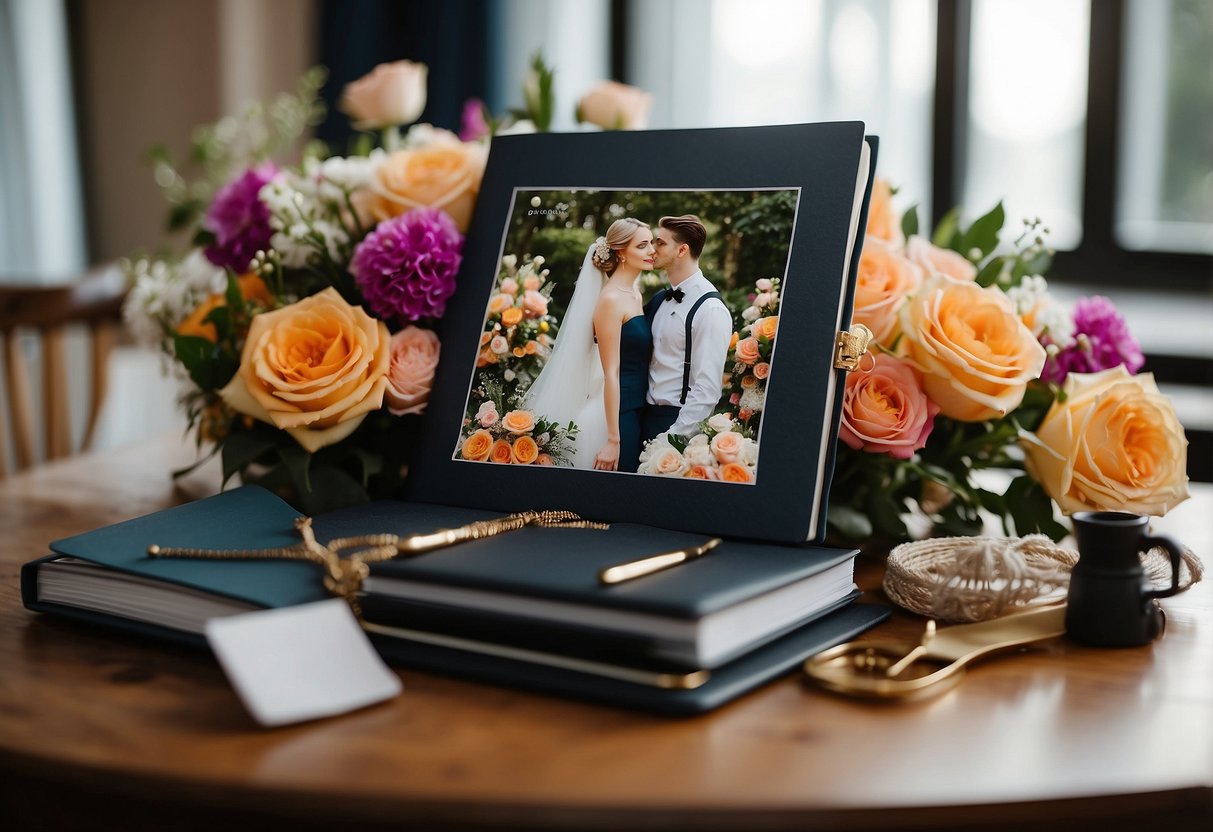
535 453 555 466
576 81 652 130
499 278 519 297
501 307 523 327
899 275 1047 421
488 293 513 315
461 429 492 461
719 463 754 484
359 141 487 232
177 273 273 342
501 409 537 435
512 435 540 464
218 287 389 453
752 316 778 341
1021 367 1190 516
710 431 744 464
686 465 721 480
734 337 761 365
865 178 903 244
522 289 548 318
642 445 689 477
523 275 542 292
489 439 514 463
839 353 939 459
384 326 440 416
906 235 976 282
854 238 923 344
339 60 427 130
753 362 771 380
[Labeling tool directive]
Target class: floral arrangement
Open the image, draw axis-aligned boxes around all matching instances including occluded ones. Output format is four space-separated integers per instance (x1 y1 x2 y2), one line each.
825 180 1190 543
124 57 650 512
639 413 759 482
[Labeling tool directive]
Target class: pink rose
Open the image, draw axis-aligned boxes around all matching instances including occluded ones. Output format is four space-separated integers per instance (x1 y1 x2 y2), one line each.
384 326 441 416
535 453 555 466
489 335 509 355
576 81 652 130
339 60 427 130
476 400 499 427
522 289 548 318
906 235 977 282
755 278 773 292
753 362 770 380
710 431 745 464
499 278 519 296
734 337 761 365
839 353 939 459
523 275 541 291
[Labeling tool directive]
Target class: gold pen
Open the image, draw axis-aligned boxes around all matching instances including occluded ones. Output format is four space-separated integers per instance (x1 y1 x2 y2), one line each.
598 538 723 585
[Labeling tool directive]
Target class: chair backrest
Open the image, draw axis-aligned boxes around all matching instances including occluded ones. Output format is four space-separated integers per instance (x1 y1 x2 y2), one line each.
0 265 127 476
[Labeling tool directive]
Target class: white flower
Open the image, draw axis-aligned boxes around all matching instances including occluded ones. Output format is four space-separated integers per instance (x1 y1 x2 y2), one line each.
742 437 759 465
739 386 766 412
503 369 516 382
501 254 517 271
684 442 715 467
707 413 734 433
687 433 710 448
403 123 461 148
741 306 761 322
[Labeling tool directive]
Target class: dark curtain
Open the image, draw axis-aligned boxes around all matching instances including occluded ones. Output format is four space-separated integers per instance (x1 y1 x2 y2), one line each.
315 0 498 149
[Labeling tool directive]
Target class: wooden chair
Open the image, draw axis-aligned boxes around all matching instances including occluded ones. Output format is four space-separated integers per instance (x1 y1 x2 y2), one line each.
0 265 127 476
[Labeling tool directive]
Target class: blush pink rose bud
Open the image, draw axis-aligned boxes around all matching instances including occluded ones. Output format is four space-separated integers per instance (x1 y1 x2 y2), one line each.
385 326 441 415
340 60 428 130
576 81 653 130
839 353 939 460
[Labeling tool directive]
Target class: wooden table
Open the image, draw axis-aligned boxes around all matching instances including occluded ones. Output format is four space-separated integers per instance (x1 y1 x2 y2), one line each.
2 435 1210 831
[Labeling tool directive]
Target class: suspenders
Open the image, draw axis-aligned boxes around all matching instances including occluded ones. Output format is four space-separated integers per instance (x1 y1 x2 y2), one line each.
646 288 723 405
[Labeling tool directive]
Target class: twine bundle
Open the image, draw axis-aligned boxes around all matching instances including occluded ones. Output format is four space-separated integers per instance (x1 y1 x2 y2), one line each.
883 534 1205 622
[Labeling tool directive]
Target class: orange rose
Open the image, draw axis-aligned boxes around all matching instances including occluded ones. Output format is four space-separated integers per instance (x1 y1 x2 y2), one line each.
865 178 903 244
177 273 273 342
524 340 538 355
218 287 389 453
741 374 758 389
734 337 761 365
501 307 523 327
489 438 514 463
488 293 513 315
501 409 537 434
906 235 976 282
359 141 487 232
854 238 923 344
753 362 771 380
1022 367 1189 516
686 465 719 480
461 429 493 461
898 276 1047 422
729 331 739 350
752 316 778 341
385 326 440 416
512 435 540 464
719 463 754 484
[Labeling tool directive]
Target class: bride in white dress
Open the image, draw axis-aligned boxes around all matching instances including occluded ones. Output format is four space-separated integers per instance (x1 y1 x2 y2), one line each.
522 218 653 470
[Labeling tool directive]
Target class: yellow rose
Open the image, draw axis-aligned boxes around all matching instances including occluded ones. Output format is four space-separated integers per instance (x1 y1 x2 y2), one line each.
854 238 923 344
360 141 487 232
899 275 1046 421
576 81 652 130
865 178 903 245
218 287 390 453
1022 367 1190 516
339 60 427 130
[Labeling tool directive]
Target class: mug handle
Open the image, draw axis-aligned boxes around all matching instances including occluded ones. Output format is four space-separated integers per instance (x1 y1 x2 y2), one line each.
1143 533 1185 600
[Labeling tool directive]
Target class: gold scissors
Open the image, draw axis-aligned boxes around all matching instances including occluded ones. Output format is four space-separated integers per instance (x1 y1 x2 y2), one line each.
804 605 1067 701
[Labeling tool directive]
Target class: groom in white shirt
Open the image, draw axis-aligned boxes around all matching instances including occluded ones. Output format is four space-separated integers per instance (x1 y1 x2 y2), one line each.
639 215 733 462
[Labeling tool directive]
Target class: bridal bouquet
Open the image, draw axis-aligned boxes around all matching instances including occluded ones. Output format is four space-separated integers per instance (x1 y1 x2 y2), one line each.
123 58 650 512
822 181 1191 543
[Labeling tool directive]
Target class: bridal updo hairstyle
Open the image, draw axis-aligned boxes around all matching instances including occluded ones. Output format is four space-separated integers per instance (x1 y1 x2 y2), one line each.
592 217 650 275
658 214 707 258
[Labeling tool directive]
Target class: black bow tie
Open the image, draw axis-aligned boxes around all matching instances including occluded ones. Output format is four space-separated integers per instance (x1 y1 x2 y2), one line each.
664 288 685 304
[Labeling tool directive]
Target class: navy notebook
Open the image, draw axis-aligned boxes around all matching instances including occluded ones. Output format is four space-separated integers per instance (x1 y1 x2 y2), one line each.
22 485 888 714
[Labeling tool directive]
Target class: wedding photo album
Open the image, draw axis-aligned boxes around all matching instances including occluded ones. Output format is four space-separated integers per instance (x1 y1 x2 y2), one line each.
410 124 874 542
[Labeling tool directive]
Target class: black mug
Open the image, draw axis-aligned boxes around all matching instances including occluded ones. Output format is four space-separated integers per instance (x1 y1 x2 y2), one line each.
1065 511 1184 647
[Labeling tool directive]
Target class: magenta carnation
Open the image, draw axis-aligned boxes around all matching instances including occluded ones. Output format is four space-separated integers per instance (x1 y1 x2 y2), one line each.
350 208 464 323
203 163 277 272
1042 295 1144 384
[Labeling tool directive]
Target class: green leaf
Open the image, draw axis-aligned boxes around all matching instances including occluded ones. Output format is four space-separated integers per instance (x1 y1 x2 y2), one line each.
220 430 279 485
278 443 313 495
171 334 220 390
975 255 1007 288
959 201 1005 260
1004 475 1068 540
295 467 370 515
931 206 962 249
900 203 919 239
667 433 688 454
869 493 908 539
168 200 203 232
827 504 872 540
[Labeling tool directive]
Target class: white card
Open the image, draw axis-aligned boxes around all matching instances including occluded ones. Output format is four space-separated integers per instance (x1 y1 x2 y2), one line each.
205 599 402 727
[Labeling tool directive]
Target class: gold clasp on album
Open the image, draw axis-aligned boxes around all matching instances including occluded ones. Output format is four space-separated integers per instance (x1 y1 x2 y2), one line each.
833 324 874 371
